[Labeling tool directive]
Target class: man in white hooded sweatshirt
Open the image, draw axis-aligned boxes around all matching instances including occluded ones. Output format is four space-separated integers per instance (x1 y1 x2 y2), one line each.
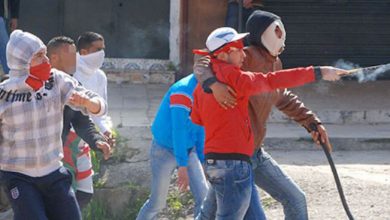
72 32 114 203
74 32 113 143
0 30 107 220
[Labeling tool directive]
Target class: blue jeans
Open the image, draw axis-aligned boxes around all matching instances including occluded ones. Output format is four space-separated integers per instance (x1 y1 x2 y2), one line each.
196 159 266 220
0 167 81 220
136 141 208 220
225 2 259 32
0 17 9 74
253 148 308 220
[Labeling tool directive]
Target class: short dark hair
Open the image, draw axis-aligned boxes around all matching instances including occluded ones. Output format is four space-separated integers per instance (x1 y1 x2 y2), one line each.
77 32 104 51
47 36 75 57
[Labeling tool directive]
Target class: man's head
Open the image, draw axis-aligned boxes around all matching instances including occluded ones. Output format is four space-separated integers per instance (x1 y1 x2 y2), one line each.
47 36 76 74
76 32 105 71
77 32 105 55
246 10 286 57
205 27 248 67
6 30 47 71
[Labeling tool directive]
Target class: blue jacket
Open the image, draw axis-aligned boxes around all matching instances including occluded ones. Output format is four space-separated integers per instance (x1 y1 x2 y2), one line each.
151 74 205 166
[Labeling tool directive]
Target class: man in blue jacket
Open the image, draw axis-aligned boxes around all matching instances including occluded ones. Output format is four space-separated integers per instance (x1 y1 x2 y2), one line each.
136 74 208 220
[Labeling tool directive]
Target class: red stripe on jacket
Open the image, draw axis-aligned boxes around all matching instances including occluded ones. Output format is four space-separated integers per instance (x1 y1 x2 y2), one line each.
191 59 315 157
170 93 192 110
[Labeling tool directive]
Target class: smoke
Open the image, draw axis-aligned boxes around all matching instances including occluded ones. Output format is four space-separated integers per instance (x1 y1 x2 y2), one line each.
333 59 390 83
120 20 169 59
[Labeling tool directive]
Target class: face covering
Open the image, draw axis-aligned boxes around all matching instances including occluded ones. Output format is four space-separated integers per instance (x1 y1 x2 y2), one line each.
261 20 286 57
79 50 105 71
26 62 51 91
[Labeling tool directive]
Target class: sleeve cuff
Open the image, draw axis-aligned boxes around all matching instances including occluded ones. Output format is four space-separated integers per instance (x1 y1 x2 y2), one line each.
177 159 188 167
314 66 322 81
304 122 322 133
90 97 107 117
202 77 217 94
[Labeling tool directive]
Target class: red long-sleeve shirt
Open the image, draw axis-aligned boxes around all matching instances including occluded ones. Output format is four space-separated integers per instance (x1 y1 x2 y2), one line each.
191 59 316 156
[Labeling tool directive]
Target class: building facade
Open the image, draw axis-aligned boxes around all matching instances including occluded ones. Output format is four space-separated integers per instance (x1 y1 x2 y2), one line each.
18 0 390 81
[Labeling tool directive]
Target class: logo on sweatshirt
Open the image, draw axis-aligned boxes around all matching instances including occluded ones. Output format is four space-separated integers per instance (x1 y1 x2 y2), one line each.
10 187 19 199
0 88 48 102
44 76 54 90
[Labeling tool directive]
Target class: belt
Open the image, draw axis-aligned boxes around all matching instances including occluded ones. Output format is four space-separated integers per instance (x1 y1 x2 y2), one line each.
205 153 251 164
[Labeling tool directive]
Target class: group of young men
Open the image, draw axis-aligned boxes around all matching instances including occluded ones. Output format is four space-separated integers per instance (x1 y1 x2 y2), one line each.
138 10 347 220
0 29 114 219
0 7 349 220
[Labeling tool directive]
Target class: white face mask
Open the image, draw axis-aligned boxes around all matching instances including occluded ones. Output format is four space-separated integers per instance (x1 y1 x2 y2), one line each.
79 50 105 71
261 20 286 57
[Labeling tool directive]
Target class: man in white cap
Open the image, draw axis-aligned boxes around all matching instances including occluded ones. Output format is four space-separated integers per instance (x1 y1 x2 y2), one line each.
194 10 335 219
191 27 345 219
0 30 107 220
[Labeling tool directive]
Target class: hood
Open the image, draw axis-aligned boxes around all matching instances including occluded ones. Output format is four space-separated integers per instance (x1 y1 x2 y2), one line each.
6 30 46 77
246 10 280 47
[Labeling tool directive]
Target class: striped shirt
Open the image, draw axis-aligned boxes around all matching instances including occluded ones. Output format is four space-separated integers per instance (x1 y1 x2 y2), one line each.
0 68 106 177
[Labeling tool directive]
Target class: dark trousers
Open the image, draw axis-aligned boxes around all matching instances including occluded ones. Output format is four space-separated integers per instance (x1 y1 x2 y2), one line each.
0 167 81 220
76 190 92 210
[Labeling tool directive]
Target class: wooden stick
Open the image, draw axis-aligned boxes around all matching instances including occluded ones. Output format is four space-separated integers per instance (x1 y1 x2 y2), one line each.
340 64 387 76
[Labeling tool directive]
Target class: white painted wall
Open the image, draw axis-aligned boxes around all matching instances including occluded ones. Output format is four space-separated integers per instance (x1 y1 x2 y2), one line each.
169 0 181 67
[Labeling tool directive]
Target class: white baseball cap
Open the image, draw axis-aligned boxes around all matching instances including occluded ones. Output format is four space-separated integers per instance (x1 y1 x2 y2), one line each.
206 27 249 52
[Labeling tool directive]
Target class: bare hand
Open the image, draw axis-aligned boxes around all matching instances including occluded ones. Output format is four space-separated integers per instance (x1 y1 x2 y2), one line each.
68 91 89 107
9 19 18 32
177 167 189 192
96 140 111 160
310 124 332 152
209 81 237 109
320 66 346 81
104 131 116 148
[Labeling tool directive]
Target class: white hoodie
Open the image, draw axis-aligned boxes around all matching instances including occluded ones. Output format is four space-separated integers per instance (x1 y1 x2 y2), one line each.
74 51 111 133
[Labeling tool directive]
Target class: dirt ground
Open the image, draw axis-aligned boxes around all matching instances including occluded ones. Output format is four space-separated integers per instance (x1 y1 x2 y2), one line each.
262 150 390 220
1 150 388 220
176 150 390 220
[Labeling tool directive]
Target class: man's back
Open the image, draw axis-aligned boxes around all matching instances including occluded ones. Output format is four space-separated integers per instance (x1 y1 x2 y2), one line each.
152 74 203 154
242 46 320 147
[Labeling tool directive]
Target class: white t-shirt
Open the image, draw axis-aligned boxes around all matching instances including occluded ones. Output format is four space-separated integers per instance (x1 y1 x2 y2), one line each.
74 59 111 133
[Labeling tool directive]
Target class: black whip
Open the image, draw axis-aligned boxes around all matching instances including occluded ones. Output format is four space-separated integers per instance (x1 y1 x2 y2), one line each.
309 123 355 220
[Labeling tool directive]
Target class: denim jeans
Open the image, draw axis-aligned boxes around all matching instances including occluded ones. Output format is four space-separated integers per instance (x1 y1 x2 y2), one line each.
196 159 266 220
0 167 81 220
136 141 208 220
0 17 9 74
252 148 308 220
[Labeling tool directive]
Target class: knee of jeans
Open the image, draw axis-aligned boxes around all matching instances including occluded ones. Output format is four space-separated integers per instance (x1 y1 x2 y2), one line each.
288 190 307 209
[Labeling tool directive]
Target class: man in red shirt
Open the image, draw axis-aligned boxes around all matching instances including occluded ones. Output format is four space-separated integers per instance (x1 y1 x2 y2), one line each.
191 27 346 219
